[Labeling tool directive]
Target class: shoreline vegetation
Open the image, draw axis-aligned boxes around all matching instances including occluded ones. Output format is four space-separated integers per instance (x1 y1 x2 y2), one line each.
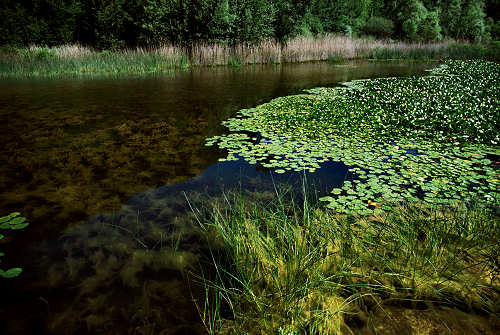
1 36 499 77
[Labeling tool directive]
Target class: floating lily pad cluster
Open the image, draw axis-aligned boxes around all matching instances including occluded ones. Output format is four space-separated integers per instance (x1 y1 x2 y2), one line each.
0 212 29 278
206 60 500 214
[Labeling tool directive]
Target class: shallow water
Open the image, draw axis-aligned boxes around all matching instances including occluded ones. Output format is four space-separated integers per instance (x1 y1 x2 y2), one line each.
0 61 434 334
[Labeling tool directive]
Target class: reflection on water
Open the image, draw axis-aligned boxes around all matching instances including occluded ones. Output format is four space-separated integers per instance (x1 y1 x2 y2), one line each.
0 61 434 334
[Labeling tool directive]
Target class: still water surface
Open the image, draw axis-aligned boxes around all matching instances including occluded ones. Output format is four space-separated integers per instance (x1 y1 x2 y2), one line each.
0 61 433 334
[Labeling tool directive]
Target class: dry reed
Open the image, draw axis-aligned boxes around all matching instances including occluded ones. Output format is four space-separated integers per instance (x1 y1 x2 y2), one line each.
14 36 456 64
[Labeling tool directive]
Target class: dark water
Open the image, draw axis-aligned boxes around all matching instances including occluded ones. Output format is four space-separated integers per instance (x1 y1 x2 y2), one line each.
0 61 434 334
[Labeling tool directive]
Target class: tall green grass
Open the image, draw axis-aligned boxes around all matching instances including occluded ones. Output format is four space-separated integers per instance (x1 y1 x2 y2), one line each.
194 189 499 334
0 46 189 76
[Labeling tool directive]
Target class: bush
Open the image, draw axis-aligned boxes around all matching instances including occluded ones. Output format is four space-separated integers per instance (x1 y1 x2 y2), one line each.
447 43 487 59
362 16 394 38
418 10 442 41
490 20 500 40
485 41 500 61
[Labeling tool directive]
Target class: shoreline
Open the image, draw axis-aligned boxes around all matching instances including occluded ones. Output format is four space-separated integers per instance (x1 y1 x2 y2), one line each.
1 36 498 77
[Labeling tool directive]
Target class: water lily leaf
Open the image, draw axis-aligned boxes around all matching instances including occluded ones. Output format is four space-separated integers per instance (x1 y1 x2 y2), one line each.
10 223 29 230
0 268 22 278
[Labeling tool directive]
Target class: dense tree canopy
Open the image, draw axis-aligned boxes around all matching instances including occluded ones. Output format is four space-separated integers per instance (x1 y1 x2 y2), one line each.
0 0 497 48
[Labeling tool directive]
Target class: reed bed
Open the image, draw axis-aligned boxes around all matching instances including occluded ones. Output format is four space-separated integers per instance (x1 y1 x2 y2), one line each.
190 36 456 65
1 36 497 76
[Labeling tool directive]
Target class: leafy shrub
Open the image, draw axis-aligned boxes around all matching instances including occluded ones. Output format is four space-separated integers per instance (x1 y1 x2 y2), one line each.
362 16 394 38
485 41 500 61
490 20 500 40
447 43 487 59
418 10 442 41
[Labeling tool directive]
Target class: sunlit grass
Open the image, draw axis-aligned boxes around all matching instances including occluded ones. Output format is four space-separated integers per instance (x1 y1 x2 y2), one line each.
196 189 499 334
0 45 189 77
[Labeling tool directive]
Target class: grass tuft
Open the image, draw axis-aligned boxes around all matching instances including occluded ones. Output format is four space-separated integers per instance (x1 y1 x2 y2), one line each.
196 190 499 334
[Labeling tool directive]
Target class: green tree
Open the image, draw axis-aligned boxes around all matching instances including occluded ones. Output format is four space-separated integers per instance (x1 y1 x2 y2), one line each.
228 0 275 43
271 0 311 42
362 16 395 37
419 9 442 41
400 0 429 40
94 0 136 49
461 0 487 41
0 2 29 45
441 0 463 37
0 0 81 46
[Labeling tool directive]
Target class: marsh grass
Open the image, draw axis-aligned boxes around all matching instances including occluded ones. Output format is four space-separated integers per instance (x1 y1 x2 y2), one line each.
0 44 189 76
195 188 499 334
2 37 498 77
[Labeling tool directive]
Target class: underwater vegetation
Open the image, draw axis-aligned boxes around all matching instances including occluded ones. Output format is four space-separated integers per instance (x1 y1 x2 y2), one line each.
199 191 499 334
38 190 209 334
206 60 500 214
0 107 223 236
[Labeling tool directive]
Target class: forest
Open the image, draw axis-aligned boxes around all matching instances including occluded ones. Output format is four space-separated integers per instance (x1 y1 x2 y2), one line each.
1 0 499 50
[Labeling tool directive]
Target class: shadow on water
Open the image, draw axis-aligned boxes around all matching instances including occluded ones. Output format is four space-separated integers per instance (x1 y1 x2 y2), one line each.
0 61 434 334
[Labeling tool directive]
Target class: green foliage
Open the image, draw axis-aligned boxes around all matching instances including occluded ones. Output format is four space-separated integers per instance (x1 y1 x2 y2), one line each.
0 0 81 46
486 40 500 59
486 17 500 40
0 0 494 47
271 0 311 42
398 0 443 41
461 0 488 42
445 41 499 61
447 43 487 58
227 0 275 43
362 16 395 38
0 212 29 278
440 0 464 37
0 48 194 76
22 47 57 60
419 9 442 41
0 2 29 46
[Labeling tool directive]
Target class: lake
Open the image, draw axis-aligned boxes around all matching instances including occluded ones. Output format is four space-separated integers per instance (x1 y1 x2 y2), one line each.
0 61 434 334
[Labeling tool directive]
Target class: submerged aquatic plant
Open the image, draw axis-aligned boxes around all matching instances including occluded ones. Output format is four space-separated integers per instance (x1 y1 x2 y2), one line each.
206 60 500 214
199 192 499 334
0 212 29 278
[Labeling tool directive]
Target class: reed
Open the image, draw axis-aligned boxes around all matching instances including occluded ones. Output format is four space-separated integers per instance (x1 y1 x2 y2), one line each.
194 188 499 334
1 36 498 77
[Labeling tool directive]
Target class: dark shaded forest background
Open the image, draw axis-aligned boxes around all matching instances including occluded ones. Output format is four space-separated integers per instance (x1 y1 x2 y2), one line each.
1 0 499 49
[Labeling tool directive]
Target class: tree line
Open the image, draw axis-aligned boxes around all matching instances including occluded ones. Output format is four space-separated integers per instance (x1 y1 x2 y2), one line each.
1 0 499 49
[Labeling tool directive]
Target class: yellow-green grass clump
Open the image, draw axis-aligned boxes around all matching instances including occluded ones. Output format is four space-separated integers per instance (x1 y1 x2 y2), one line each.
198 194 499 334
